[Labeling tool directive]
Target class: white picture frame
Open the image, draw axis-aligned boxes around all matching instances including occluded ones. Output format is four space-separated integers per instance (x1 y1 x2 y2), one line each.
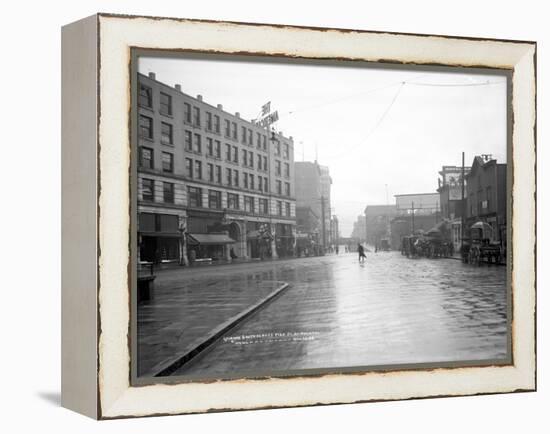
61 13 536 419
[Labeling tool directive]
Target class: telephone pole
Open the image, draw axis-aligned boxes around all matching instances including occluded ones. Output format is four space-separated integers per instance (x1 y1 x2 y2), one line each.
461 151 466 249
321 195 326 251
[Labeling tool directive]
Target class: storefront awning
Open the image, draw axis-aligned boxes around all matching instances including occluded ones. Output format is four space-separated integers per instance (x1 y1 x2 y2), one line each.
139 232 180 238
188 233 236 245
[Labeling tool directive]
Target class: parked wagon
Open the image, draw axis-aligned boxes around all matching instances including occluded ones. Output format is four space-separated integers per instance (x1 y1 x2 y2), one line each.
403 220 453 259
401 235 419 257
423 228 453 258
461 221 502 265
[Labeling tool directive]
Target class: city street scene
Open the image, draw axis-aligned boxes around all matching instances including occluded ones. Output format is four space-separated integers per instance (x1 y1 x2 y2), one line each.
134 55 509 379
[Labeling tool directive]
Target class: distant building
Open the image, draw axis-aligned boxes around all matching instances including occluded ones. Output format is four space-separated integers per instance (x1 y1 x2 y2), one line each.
295 206 321 256
464 155 507 244
437 165 470 251
395 193 440 216
295 161 332 250
391 193 440 249
364 205 398 247
319 165 333 247
137 72 296 263
350 215 366 242
295 161 320 210
330 215 340 246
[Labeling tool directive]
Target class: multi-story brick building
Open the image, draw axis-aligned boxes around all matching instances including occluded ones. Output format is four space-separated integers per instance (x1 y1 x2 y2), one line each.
136 72 296 263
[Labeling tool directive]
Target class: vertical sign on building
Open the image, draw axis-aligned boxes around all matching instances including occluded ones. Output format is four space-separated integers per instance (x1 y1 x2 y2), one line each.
255 101 279 129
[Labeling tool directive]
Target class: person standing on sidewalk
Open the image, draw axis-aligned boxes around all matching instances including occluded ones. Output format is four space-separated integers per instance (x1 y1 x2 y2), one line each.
357 243 367 262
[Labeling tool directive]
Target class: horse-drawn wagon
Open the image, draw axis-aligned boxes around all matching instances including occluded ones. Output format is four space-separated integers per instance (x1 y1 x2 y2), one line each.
401 220 453 259
461 221 502 265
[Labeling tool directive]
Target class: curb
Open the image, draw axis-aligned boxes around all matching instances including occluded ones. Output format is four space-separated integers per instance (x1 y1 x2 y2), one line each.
151 281 290 377
151 254 334 273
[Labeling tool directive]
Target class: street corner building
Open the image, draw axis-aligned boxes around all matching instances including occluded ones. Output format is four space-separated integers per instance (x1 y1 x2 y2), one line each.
136 72 297 266
294 161 334 256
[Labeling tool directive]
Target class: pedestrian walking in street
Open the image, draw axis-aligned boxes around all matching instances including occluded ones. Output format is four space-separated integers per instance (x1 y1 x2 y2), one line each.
358 243 367 262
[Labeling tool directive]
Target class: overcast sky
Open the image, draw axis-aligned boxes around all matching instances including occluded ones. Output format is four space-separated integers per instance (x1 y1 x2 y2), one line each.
139 55 507 237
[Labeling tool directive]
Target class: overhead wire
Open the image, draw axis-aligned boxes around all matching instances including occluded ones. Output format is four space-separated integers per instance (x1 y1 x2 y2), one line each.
288 77 506 218
289 77 506 161
280 82 402 118
325 81 406 160
278 72 434 120
405 80 506 87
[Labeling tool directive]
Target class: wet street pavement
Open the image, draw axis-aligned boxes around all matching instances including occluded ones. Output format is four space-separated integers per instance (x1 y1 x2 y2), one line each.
138 267 286 376
138 251 508 379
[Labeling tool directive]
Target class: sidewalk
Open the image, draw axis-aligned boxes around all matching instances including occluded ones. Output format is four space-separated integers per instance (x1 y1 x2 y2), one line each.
137 270 289 377
144 252 335 273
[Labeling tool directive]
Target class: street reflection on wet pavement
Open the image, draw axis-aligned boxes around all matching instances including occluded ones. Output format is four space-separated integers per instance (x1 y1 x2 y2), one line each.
169 251 508 377
138 269 286 376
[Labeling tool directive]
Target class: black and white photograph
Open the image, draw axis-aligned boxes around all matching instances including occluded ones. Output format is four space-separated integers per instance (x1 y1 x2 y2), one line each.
133 54 510 381
1 0 546 427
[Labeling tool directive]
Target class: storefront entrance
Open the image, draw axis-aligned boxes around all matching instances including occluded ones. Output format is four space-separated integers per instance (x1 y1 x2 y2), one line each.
139 235 179 263
138 212 181 263
275 223 295 257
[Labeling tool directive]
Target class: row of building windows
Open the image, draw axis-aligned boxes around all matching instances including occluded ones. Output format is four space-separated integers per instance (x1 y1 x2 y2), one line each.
139 114 291 165
185 158 271 192
141 145 289 178
184 159 291 196
141 178 292 216
142 178 175 204
139 84 291 158
140 149 291 196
